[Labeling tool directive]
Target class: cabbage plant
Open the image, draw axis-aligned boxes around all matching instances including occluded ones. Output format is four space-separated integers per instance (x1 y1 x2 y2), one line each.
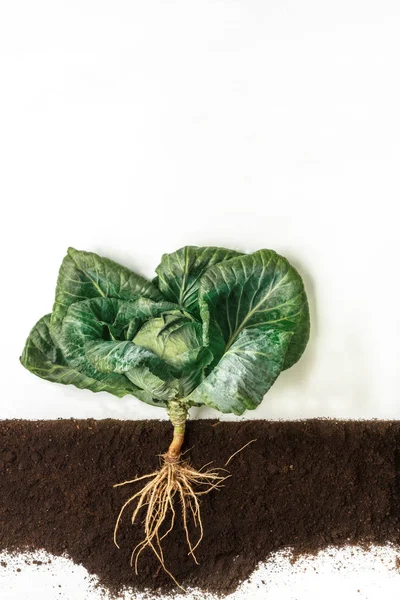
21 246 310 585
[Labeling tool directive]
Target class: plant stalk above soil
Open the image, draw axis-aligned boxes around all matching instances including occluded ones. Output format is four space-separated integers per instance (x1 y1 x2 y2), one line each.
165 400 188 462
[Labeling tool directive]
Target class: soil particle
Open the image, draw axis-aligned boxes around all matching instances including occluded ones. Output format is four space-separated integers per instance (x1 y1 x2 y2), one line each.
1 419 400 597
30 451 42 463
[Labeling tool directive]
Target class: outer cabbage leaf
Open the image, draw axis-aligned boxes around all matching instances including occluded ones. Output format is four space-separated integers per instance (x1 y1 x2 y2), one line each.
125 366 178 403
20 314 141 398
154 246 243 317
85 339 170 375
177 347 213 398
85 340 179 402
199 249 310 370
185 249 310 414
187 328 293 415
51 247 163 338
57 297 126 374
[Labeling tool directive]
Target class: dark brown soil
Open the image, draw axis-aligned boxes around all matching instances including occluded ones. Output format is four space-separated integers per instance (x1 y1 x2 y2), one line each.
1 419 400 596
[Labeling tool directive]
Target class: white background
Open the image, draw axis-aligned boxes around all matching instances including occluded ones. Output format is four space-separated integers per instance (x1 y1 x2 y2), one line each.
1 1 400 598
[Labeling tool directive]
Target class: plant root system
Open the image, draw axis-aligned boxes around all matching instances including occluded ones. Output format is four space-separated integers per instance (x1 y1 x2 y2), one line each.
113 454 229 589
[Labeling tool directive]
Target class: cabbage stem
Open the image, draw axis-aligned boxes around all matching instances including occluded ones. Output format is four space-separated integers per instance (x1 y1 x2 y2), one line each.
166 400 188 462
